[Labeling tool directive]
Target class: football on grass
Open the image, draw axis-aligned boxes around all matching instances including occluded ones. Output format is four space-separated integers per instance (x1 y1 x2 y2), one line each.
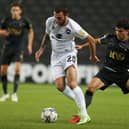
41 107 58 123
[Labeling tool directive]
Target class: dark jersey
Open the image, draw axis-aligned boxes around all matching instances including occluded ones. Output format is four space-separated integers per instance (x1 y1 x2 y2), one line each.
0 16 32 50
100 34 129 72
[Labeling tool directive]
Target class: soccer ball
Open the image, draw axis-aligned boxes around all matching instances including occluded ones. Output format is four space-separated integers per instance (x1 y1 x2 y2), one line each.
41 107 58 123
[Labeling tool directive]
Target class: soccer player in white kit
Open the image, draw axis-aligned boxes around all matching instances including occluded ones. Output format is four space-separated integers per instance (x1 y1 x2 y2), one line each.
35 6 98 125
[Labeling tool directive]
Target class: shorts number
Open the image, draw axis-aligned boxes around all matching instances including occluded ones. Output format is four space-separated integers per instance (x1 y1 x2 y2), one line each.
67 55 76 63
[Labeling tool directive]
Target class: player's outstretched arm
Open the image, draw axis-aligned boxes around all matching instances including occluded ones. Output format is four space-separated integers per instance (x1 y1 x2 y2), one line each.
35 33 49 62
86 36 100 63
75 43 89 50
76 38 100 63
76 38 100 50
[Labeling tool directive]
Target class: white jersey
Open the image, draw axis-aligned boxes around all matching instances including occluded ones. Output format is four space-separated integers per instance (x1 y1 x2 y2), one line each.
45 16 89 54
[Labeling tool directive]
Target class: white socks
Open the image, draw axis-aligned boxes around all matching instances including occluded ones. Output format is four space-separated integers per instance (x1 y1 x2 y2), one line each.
63 86 88 117
73 86 88 117
63 86 75 100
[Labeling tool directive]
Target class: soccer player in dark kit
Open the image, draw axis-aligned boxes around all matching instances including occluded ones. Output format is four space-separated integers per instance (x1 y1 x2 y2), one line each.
0 2 34 102
76 19 129 108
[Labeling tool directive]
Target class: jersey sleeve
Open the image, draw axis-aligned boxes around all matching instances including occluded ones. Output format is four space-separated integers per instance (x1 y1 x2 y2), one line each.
71 20 89 39
24 18 33 30
45 18 51 34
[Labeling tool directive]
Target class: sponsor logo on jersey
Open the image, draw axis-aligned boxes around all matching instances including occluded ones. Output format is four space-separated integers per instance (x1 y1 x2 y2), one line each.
66 28 71 34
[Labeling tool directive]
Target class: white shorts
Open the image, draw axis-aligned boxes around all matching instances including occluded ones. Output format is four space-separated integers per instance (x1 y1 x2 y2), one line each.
51 52 78 80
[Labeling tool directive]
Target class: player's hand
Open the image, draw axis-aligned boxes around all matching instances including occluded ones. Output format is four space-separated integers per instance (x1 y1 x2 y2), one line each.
0 30 9 37
28 44 32 55
35 47 44 62
75 45 83 50
89 55 100 64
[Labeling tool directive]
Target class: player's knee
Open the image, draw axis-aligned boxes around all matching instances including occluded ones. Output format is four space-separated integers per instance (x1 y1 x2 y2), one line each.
55 82 65 92
1 70 7 75
88 85 97 93
1 68 8 75
67 81 76 89
15 70 20 75
56 86 65 92
15 68 20 75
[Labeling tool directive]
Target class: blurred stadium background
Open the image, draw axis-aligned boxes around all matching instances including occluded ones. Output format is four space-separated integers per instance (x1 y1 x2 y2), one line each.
0 0 129 84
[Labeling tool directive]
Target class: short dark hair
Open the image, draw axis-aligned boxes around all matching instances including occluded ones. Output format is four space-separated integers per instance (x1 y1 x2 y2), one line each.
54 5 68 15
116 19 129 30
10 2 23 10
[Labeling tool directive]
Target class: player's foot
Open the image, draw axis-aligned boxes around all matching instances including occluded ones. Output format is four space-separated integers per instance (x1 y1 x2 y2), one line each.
0 94 10 102
77 115 91 125
69 115 80 123
11 93 18 102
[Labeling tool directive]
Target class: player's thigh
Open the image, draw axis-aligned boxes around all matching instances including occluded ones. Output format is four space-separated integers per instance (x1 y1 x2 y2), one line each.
66 65 77 89
1 48 12 65
51 63 66 91
51 64 65 81
64 53 78 88
88 77 105 92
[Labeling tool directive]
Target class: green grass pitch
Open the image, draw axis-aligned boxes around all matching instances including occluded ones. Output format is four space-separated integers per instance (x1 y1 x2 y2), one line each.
0 83 129 129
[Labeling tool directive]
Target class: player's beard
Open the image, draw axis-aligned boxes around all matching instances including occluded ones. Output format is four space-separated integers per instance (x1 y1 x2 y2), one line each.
58 18 67 26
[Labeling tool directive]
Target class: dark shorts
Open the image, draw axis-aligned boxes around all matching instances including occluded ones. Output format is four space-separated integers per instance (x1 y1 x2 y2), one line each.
95 67 129 94
0 46 23 65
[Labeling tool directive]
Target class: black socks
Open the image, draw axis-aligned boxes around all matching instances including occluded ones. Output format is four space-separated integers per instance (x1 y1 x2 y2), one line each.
13 74 20 93
1 75 8 94
85 90 93 108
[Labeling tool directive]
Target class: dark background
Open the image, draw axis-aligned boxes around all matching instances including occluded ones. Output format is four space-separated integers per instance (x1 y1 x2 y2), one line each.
0 0 129 65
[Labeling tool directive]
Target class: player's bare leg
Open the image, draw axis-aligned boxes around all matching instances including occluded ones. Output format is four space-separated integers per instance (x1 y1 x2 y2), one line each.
0 65 10 102
66 65 90 125
85 77 105 108
55 77 75 100
55 77 65 92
